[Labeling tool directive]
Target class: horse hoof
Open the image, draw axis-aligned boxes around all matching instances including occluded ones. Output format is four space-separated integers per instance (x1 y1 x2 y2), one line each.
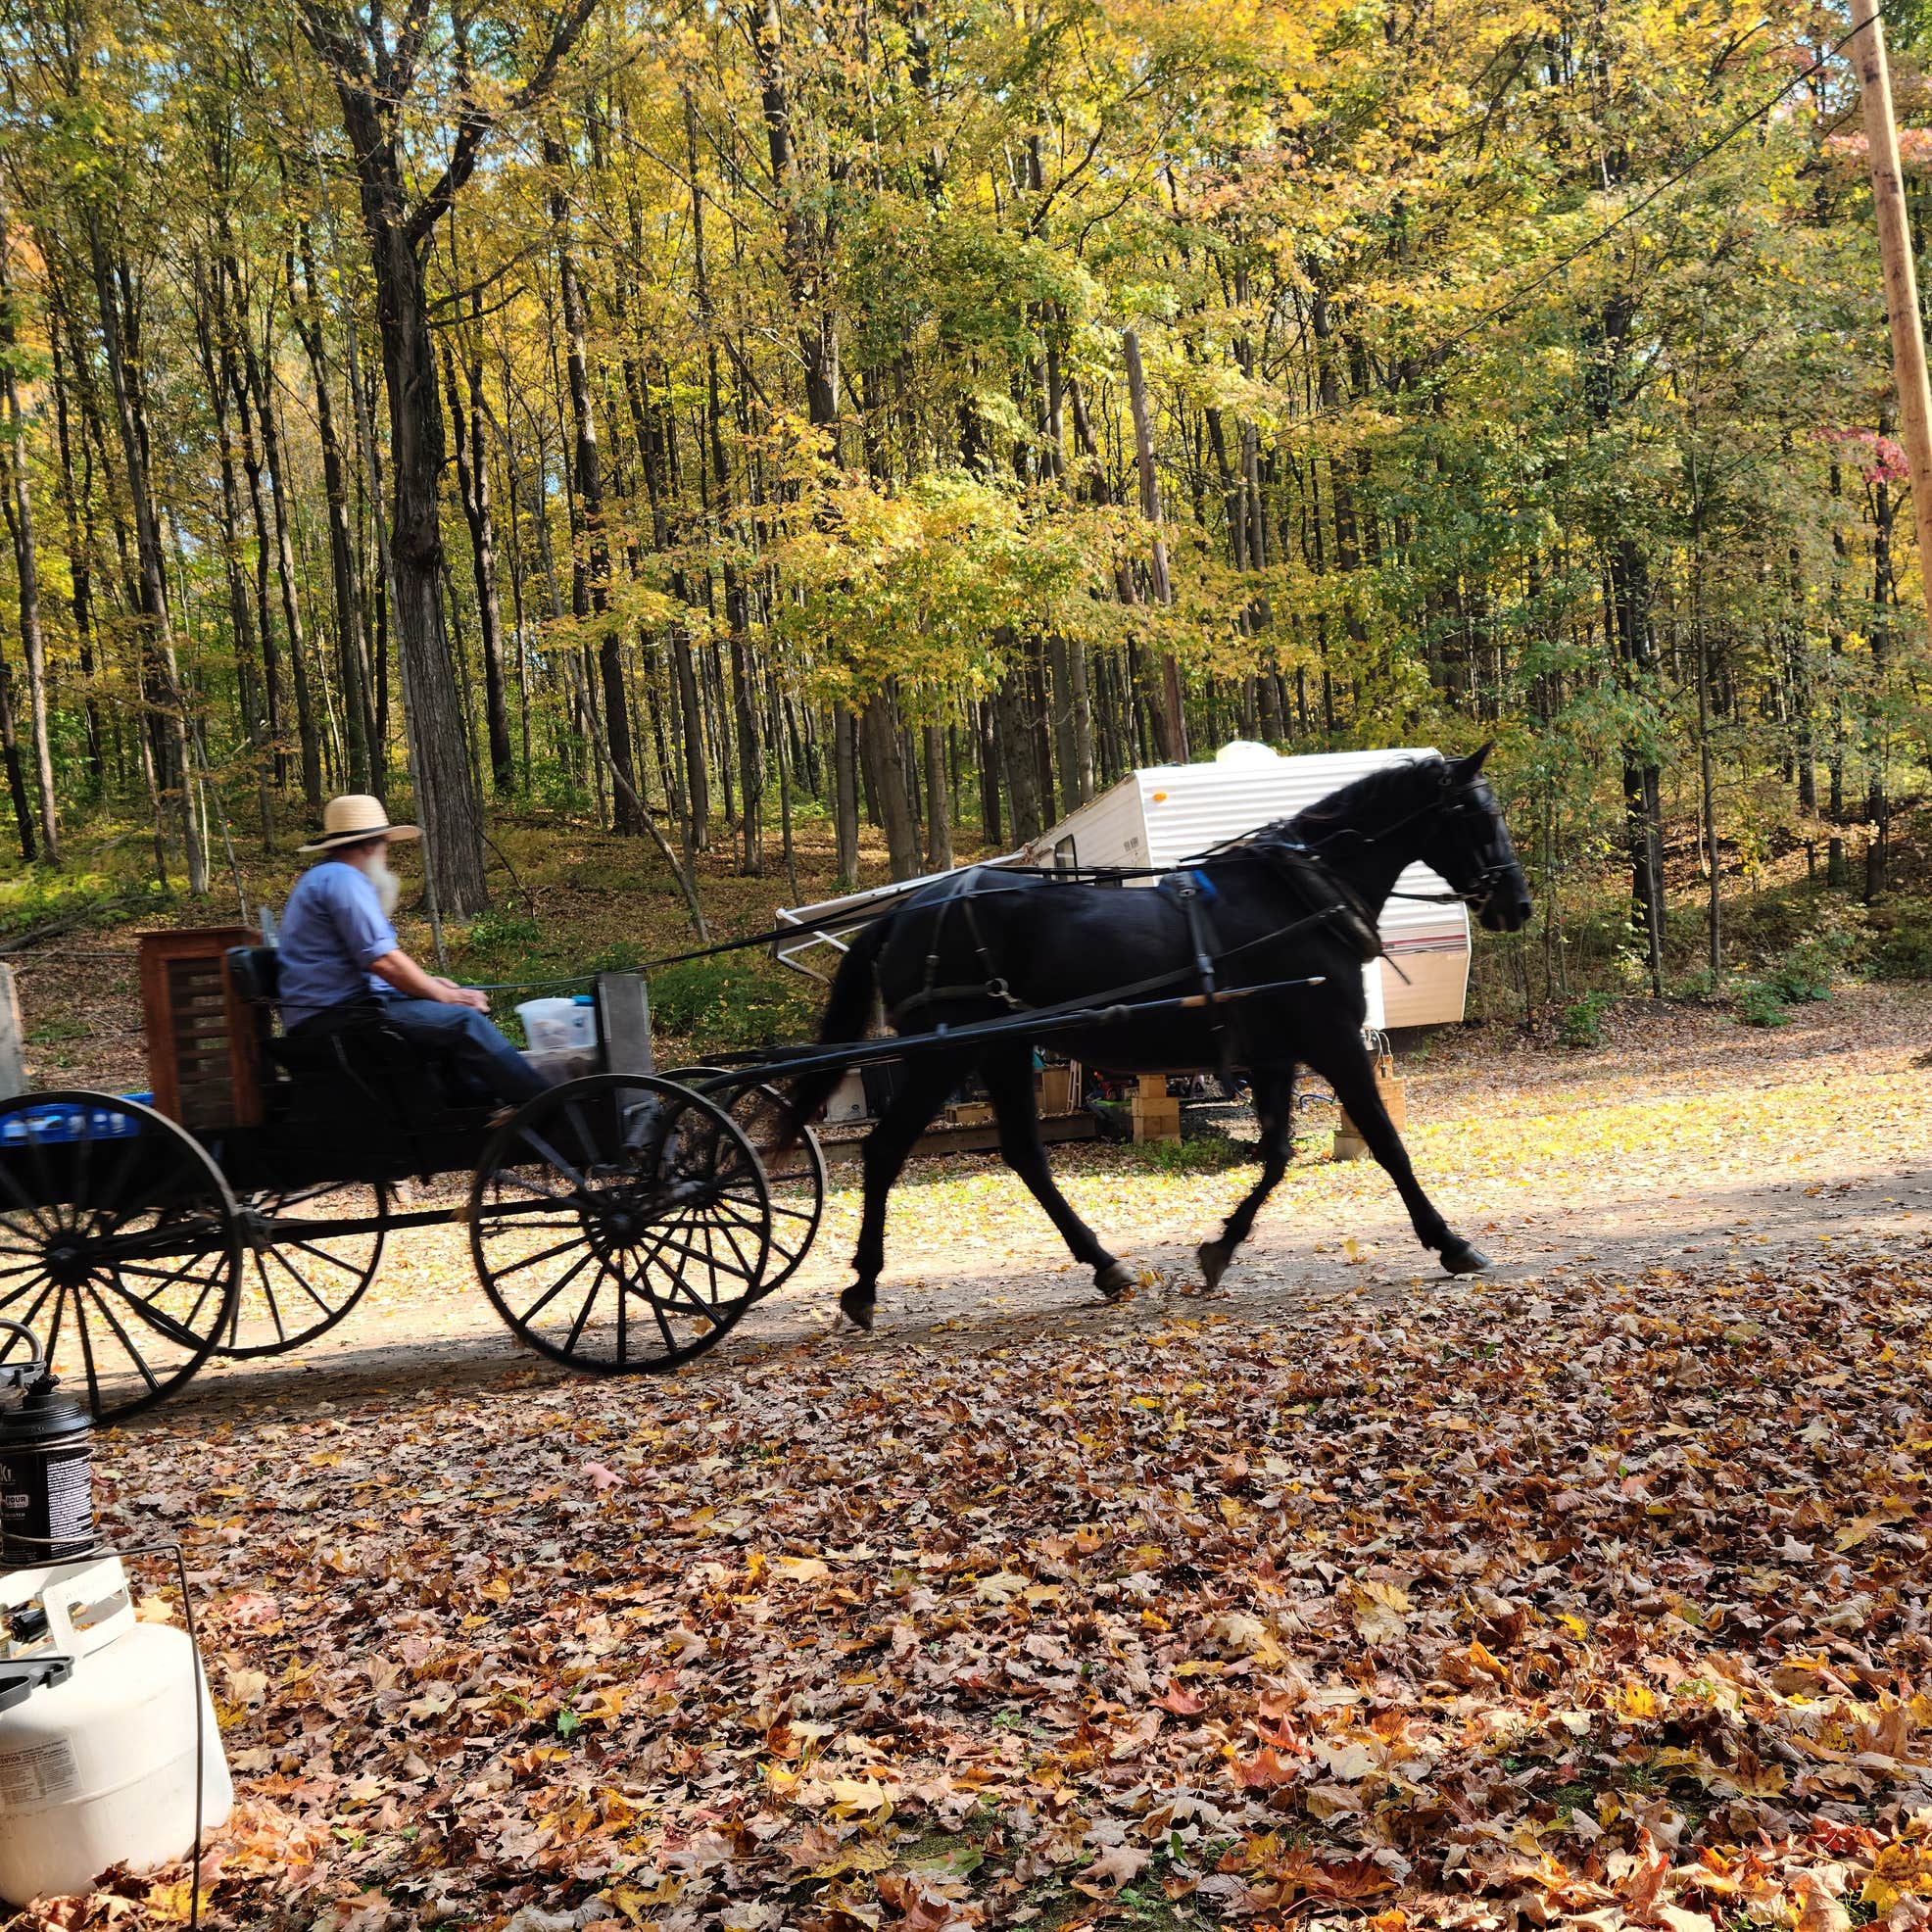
838 1285 877 1331
1197 1241 1231 1291
1439 1239 1490 1276
1094 1260 1135 1303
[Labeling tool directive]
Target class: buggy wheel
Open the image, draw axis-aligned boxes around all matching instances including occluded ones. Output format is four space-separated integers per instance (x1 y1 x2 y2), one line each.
469 1075 771 1375
220 1180 389 1358
667 1068 825 1297
0 1090 240 1425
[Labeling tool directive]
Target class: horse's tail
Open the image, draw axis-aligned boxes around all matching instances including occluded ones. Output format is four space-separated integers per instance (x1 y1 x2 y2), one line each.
775 916 893 1149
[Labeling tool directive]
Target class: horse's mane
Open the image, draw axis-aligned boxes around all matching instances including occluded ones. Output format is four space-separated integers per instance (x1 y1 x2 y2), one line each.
1275 754 1445 845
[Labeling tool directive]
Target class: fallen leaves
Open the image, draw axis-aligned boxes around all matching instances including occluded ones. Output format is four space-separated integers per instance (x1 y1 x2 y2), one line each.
28 988 1932 1932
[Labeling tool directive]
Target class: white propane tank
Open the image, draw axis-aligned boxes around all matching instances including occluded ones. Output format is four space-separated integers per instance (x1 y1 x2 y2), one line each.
0 1557 232 1906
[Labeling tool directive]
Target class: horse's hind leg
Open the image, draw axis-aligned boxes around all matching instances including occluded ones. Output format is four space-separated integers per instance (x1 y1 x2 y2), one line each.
843 1052 970 1330
979 1047 1134 1301
1197 1066 1294 1290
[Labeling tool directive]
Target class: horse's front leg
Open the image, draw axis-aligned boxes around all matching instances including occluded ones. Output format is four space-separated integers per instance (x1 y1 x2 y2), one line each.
1315 1040 1489 1275
980 1048 1135 1301
1197 1066 1294 1289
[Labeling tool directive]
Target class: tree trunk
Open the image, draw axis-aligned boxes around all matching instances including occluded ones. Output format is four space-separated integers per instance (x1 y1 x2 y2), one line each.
0 209 59 862
860 690 920 880
994 656 1043 845
254 357 323 810
188 258 274 850
923 720 952 869
0 634 34 862
85 212 204 894
547 134 643 835
1122 327 1186 763
833 705 860 886
441 336 514 795
293 225 379 795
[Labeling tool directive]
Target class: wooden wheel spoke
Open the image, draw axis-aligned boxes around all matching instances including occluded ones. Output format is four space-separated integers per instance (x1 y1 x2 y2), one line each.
561 1097 607 1175
83 1286 162 1394
706 1210 760 1285
15 1111 66 1234
644 1226 758 1284
0 1156 58 1238
561 1269 605 1355
281 1236 373 1282
514 1247 599 1331
266 1246 341 1322
600 1242 677 1355
484 1232 595 1283
1 1280 54 1352
0 1272 53 1314
85 1133 149 1227
626 1214 713 1318
246 1254 288 1345
94 1275 211 1351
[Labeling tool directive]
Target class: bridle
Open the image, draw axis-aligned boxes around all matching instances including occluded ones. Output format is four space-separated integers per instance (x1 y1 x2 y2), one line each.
1265 763 1520 910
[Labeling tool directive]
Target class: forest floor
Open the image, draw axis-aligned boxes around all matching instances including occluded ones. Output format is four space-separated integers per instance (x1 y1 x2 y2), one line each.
11 966 1916 1932
9 928 1926 1931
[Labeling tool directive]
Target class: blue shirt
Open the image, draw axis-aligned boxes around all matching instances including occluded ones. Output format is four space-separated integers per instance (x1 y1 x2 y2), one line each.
278 861 400 1028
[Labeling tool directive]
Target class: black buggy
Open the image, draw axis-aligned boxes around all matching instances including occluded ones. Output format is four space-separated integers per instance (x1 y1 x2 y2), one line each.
0 929 826 1425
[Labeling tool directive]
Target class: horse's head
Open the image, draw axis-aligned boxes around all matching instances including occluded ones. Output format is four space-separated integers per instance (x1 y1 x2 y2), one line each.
1420 745 1532 933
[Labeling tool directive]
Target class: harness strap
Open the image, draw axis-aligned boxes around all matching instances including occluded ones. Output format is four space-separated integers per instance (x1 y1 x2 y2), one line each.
1161 871 1237 1091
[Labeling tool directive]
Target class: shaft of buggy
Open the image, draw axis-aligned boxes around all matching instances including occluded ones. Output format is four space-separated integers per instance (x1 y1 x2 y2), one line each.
700 972 1328 1085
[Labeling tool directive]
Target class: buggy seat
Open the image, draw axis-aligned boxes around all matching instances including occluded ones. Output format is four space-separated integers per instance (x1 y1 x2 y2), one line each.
224 944 477 1110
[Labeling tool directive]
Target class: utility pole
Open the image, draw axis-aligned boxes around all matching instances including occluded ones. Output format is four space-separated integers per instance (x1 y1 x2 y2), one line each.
1852 0 1932 637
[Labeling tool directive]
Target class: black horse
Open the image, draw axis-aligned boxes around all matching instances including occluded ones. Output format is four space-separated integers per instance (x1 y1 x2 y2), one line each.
785 747 1532 1329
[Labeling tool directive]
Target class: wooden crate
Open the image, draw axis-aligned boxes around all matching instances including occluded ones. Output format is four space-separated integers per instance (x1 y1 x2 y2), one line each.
1132 1073 1181 1145
1038 1062 1081 1117
138 928 264 1131
1333 1072 1406 1162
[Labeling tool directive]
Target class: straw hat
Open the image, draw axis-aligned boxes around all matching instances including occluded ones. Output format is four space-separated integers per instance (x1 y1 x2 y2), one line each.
300 795 422 854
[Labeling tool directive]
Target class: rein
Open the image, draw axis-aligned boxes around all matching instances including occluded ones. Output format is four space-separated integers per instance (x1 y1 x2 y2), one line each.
642 761 1509 975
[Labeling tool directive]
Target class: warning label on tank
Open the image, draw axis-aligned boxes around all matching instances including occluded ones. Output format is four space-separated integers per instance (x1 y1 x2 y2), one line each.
0 1736 80 1810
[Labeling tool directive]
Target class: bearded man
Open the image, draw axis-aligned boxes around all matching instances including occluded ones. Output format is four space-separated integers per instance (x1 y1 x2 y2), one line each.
276 795 546 1110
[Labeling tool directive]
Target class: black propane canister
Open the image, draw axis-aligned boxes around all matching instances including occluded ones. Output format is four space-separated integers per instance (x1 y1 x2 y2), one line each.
0 1320 94 1565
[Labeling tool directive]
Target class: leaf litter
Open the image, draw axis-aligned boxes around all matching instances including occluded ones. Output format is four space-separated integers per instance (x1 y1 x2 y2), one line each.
15 1235 1922 1932
9 991 1932 1932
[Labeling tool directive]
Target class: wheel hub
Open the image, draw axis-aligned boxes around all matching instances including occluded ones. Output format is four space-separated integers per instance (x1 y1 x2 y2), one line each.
45 1241 89 1287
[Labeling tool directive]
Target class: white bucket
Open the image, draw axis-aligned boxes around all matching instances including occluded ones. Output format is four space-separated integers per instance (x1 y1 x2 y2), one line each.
0 1557 233 1907
516 996 597 1054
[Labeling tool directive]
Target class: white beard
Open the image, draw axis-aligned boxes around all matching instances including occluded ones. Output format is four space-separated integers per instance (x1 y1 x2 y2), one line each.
354 852 401 917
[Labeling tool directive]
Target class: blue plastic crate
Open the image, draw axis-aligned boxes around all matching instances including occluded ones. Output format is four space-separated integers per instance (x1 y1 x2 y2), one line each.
0 1098 145 1145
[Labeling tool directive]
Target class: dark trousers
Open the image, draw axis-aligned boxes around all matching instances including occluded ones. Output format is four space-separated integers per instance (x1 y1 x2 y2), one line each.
296 994 548 1107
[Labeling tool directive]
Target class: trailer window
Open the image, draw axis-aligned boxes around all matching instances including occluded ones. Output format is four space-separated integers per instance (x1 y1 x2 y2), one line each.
1053 836 1078 873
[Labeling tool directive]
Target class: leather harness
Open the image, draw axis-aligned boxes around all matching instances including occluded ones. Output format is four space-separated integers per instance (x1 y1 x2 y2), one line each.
886 844 1384 1065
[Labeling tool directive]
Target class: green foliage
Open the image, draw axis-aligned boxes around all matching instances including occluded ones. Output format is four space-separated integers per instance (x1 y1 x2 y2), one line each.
1558 990 1615 1049
1126 1135 1256 1176
1865 896 1932 980
647 956 818 1055
0 870 154 938
1734 980 1791 1029
1668 966 1720 1004
1763 939 1837 1006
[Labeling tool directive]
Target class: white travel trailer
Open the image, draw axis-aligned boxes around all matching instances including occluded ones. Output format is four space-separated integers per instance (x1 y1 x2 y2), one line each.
1019 743 1473 1030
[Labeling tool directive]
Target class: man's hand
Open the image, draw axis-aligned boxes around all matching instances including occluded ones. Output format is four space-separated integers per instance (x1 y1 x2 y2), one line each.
370 949 491 1010
432 976 490 1012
